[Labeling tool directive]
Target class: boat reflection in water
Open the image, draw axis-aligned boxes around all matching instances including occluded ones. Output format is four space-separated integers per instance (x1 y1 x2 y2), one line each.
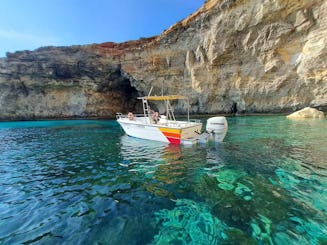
119 135 182 165
119 135 187 197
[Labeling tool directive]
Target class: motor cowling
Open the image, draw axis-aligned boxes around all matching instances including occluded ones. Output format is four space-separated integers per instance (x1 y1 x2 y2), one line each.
206 117 228 142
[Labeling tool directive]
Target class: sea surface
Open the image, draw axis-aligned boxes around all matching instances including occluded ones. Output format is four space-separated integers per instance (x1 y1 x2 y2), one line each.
0 116 326 245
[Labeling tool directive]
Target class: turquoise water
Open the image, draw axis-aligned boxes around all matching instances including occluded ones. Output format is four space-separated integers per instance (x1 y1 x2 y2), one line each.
0 116 326 244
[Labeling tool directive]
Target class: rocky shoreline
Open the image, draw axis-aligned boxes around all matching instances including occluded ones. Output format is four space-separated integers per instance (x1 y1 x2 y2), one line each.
1 111 325 122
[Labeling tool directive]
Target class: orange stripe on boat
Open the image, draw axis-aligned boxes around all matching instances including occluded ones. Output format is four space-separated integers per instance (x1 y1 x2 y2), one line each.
158 127 181 134
159 127 181 144
161 132 180 138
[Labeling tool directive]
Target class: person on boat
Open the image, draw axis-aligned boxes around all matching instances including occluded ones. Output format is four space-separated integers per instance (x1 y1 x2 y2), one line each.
152 111 160 124
127 112 134 121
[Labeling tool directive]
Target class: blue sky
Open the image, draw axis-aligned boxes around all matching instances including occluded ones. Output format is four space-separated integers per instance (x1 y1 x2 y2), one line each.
0 0 205 57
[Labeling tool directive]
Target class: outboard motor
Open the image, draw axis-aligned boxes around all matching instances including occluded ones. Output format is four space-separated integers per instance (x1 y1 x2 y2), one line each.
206 117 228 142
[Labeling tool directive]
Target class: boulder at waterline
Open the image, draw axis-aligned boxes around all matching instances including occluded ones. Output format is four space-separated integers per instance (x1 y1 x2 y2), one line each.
287 107 325 119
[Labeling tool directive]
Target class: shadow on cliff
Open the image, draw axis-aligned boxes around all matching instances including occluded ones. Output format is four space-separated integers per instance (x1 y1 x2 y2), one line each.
0 48 143 121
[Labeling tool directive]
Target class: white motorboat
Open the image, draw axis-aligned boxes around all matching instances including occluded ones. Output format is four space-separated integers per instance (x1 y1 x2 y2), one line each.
116 94 228 145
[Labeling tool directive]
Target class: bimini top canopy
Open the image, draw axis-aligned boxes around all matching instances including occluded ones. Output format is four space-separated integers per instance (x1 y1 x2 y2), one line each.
137 95 188 101
137 94 190 122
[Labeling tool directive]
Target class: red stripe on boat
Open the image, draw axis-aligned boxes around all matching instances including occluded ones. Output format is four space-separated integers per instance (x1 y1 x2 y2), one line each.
162 132 180 138
167 137 181 144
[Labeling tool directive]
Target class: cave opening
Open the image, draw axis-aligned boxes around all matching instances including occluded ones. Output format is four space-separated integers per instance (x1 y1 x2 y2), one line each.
97 66 143 116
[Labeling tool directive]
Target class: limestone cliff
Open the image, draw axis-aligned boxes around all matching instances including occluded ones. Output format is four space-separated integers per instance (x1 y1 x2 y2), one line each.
0 0 326 120
0 47 139 120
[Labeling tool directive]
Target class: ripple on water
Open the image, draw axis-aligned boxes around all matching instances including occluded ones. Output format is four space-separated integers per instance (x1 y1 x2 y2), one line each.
0 118 326 244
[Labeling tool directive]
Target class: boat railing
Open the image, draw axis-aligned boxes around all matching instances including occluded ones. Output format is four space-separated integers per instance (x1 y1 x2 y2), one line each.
189 119 201 123
130 113 145 118
116 113 145 119
158 120 201 128
116 113 201 127
116 113 123 119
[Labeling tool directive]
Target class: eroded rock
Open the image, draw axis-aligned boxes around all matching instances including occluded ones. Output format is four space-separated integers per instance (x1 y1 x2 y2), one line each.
287 107 325 119
0 0 326 120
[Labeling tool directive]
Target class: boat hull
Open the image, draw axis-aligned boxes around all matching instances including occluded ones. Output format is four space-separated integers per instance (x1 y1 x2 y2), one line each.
117 118 202 144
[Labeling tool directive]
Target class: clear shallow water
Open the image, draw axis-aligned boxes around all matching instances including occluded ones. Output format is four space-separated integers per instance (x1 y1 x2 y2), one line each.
0 117 326 244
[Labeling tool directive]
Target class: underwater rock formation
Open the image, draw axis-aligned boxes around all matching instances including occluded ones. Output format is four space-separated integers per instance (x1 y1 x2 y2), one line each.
0 0 326 120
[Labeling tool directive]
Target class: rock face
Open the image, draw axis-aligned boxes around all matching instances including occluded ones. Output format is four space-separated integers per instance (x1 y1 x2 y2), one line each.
0 47 140 119
0 0 326 120
287 107 325 118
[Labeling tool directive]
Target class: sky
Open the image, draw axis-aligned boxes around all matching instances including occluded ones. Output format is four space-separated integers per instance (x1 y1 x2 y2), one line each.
0 0 205 57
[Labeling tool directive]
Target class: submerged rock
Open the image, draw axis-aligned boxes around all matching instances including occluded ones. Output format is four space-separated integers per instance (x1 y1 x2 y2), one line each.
287 107 325 119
